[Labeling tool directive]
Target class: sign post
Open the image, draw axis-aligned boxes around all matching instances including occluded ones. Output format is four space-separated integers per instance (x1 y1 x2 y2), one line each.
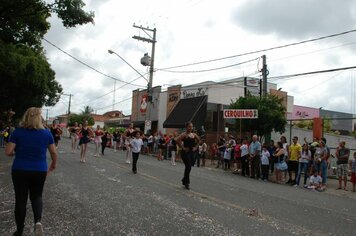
223 109 258 138
144 120 152 134
223 109 258 119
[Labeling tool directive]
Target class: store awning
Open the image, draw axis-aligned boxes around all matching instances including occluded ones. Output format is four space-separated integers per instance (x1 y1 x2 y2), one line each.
163 96 207 128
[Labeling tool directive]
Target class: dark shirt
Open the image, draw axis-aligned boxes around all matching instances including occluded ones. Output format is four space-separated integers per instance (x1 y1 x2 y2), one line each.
183 136 196 152
337 147 350 165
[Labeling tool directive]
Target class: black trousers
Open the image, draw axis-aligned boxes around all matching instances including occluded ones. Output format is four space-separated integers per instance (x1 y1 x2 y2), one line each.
261 164 269 180
241 155 249 176
181 151 194 185
101 142 107 154
132 152 140 172
250 155 261 179
12 170 47 234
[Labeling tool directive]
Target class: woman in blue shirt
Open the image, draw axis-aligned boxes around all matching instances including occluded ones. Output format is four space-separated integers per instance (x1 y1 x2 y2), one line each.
5 107 57 236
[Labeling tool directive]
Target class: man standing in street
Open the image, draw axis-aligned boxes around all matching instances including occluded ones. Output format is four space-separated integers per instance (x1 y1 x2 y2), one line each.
289 136 302 185
335 141 350 191
249 135 261 179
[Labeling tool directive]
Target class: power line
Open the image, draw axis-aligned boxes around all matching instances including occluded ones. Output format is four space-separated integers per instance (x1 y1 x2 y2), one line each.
157 57 259 73
43 38 145 88
94 96 133 112
158 29 356 70
70 72 149 108
268 65 356 80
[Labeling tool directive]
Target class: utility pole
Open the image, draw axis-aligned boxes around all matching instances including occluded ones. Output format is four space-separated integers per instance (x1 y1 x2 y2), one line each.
132 25 156 96
132 24 157 133
261 55 268 96
112 80 116 111
62 93 73 126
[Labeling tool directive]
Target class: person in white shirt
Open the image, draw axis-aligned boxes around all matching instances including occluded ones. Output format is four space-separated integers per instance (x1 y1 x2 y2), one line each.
240 139 250 176
129 131 143 174
307 169 323 191
295 144 311 187
261 145 270 181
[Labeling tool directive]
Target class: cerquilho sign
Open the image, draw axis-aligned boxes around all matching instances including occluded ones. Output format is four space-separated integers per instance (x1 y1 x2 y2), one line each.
223 109 258 119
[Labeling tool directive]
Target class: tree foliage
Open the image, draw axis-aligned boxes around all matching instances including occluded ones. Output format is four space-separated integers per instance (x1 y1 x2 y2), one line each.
0 0 94 121
230 94 287 138
69 113 94 127
81 105 94 115
0 41 62 118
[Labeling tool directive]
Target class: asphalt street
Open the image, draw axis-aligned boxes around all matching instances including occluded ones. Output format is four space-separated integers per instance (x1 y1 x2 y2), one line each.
1 138 356 236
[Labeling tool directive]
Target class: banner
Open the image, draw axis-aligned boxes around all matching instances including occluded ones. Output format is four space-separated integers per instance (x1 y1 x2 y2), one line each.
223 109 258 119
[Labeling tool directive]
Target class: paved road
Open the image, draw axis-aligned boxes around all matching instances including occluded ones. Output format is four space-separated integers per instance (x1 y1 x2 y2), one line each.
1 138 355 236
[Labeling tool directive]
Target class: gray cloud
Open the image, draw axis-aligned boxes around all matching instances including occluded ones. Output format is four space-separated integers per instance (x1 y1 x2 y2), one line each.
232 0 356 40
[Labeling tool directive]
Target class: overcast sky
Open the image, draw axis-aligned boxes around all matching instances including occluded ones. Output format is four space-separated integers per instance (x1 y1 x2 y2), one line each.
42 0 356 118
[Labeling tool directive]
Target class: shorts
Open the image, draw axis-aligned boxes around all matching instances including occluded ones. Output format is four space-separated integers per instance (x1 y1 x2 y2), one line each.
337 164 348 177
351 173 356 183
287 160 298 172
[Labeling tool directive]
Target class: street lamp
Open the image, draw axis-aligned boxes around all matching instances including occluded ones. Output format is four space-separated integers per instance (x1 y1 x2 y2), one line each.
108 49 148 111
108 50 148 83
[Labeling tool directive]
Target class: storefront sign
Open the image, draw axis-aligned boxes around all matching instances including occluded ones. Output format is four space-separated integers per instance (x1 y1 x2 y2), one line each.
223 109 258 119
169 92 179 102
181 87 208 99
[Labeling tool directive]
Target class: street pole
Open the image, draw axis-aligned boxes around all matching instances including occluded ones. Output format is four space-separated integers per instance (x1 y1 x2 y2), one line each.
112 80 116 111
262 55 268 96
63 93 73 126
132 24 157 133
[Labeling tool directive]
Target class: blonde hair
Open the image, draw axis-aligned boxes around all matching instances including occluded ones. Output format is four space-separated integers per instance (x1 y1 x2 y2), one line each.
20 107 44 130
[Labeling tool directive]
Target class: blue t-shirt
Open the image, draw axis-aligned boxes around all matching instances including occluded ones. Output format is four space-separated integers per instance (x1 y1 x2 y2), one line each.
9 128 54 172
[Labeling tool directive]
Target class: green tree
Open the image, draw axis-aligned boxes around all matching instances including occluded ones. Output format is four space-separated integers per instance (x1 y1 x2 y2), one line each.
0 41 62 118
81 105 94 115
0 0 94 49
230 94 287 139
69 113 94 127
0 0 94 120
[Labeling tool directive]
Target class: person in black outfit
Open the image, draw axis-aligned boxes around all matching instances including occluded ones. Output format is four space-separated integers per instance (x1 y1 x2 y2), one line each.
176 122 200 190
101 131 111 155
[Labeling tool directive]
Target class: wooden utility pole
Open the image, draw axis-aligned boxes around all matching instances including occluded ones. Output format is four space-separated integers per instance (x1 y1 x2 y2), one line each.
261 55 268 96
132 25 157 99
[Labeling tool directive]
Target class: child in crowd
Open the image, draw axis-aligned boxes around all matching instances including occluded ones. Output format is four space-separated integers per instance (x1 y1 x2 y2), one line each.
223 144 232 170
198 139 207 167
129 131 143 174
307 169 323 191
350 152 356 192
261 145 270 181
210 143 218 165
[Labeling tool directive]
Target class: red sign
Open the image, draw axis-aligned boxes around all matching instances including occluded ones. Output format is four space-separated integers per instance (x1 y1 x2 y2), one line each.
223 109 258 119
140 94 148 113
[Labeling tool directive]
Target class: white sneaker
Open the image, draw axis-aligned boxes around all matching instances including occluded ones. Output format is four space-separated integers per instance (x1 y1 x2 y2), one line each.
34 222 43 236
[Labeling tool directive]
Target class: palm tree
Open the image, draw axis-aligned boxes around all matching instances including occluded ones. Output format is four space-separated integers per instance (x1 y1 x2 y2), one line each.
81 106 94 115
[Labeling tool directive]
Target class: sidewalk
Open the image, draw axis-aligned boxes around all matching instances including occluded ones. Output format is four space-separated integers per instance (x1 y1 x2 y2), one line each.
193 158 356 200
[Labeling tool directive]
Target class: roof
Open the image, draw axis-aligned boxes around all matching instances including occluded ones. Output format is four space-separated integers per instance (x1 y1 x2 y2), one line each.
91 114 107 122
163 96 207 128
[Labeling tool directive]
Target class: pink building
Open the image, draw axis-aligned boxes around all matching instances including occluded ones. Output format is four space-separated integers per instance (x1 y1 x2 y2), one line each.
288 105 320 120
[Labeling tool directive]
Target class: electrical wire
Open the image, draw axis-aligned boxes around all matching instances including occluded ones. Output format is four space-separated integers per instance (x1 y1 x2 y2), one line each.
268 65 356 80
158 57 259 73
43 38 145 87
94 96 133 112
158 29 356 70
70 72 149 108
